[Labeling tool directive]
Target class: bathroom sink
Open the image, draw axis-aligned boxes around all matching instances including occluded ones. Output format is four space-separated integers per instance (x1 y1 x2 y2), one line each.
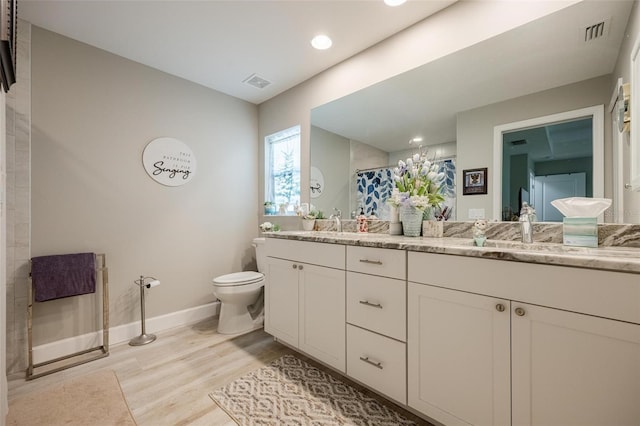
454 239 640 258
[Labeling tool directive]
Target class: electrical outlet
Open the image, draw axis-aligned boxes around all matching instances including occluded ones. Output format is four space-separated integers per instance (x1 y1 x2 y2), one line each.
468 208 485 219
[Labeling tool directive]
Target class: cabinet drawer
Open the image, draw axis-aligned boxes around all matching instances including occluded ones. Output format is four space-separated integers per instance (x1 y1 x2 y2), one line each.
346 246 405 279
346 324 406 404
266 238 344 269
347 272 406 341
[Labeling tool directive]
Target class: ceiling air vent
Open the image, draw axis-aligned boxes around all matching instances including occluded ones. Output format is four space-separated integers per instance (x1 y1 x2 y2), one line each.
584 21 606 42
243 73 271 89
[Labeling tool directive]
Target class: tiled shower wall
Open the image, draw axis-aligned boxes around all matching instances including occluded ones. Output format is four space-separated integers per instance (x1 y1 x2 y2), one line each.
6 20 31 375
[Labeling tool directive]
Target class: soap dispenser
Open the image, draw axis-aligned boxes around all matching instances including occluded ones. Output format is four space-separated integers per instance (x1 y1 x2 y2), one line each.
357 207 368 233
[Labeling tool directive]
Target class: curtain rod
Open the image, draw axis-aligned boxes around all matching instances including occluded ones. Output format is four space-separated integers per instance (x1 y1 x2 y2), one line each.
354 155 456 174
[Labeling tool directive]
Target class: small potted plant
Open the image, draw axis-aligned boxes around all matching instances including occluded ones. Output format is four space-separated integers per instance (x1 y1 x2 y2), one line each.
264 201 276 215
301 210 318 231
259 221 280 232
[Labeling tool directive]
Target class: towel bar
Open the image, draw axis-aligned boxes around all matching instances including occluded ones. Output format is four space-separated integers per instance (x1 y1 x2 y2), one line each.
26 253 109 380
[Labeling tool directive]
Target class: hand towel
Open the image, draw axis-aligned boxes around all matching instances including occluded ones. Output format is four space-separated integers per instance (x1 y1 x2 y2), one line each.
31 253 96 302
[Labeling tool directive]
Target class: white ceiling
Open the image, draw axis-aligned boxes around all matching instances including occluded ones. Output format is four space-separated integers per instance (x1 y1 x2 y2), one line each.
19 0 457 105
311 0 635 152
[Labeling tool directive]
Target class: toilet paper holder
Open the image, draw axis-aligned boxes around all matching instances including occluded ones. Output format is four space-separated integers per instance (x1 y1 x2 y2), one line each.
129 275 160 346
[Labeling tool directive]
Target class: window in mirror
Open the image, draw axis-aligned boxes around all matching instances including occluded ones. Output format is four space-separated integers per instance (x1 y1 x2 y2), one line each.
265 125 301 215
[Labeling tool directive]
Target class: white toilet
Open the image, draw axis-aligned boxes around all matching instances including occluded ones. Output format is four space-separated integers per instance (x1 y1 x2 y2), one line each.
212 237 266 335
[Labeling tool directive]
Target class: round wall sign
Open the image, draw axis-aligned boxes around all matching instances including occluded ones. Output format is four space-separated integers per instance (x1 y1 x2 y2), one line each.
310 166 324 199
142 137 197 186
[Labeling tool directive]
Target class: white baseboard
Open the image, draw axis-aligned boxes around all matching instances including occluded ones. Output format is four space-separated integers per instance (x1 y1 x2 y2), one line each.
32 301 220 364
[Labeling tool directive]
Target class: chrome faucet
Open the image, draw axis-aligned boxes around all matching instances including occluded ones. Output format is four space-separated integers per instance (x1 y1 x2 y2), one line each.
329 208 342 232
519 202 536 243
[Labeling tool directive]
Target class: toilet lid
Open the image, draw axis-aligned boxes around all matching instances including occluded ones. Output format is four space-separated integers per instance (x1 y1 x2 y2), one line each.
213 271 264 287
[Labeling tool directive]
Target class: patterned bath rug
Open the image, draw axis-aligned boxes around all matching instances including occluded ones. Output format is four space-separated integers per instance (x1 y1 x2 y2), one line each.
209 354 417 425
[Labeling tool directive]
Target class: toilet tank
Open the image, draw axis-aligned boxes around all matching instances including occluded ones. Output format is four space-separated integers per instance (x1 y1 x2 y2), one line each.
252 237 266 272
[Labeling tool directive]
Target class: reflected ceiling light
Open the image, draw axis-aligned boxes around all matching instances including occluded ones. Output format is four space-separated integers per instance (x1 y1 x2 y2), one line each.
384 0 407 6
412 137 423 143
311 35 332 50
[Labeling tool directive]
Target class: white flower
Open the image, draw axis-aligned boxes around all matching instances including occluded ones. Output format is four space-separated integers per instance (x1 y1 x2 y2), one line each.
386 188 404 208
413 153 420 163
259 222 273 231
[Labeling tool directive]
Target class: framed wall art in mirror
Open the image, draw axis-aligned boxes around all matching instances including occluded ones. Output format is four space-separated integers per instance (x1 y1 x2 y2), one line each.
462 168 488 196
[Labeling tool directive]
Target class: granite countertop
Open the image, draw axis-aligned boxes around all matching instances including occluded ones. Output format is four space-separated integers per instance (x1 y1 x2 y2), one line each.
265 231 640 274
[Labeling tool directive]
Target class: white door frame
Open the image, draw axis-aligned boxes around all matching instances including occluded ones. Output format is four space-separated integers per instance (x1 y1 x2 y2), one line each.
492 105 604 221
609 77 625 223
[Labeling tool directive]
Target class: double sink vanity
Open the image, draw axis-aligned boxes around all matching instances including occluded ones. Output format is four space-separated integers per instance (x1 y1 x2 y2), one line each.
263 225 640 426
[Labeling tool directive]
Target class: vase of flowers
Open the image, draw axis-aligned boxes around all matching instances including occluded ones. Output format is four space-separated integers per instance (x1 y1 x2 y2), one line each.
400 204 423 236
389 151 445 237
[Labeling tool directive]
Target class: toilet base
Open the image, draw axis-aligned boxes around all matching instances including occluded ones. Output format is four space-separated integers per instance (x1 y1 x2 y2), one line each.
217 302 263 335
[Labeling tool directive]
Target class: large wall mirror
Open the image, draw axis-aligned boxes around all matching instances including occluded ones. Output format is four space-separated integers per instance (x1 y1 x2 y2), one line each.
309 1 633 222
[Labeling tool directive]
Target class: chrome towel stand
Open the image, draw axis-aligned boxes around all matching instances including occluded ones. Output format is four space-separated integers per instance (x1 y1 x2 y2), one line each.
26 253 109 380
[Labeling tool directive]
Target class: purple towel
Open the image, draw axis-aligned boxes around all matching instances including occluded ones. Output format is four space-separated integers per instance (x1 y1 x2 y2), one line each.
31 253 96 302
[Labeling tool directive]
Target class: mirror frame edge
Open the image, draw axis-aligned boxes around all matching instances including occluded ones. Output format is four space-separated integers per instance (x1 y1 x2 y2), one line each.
630 35 640 191
492 105 605 222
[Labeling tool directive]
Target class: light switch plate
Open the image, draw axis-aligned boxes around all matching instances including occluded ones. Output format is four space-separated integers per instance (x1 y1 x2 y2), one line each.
468 208 485 219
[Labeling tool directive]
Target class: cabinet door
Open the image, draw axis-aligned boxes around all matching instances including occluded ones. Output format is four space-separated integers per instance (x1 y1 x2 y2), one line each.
512 303 640 426
299 263 346 372
264 257 299 347
407 283 511 426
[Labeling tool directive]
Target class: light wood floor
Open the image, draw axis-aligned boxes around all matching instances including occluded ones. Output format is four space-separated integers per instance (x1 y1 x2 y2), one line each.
8 318 432 425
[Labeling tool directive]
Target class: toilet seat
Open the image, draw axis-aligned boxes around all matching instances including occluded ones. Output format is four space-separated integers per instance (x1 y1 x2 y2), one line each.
213 271 264 287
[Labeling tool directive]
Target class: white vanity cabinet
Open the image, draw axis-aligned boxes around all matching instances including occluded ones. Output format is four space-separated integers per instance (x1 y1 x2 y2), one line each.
511 302 640 426
345 246 407 404
264 238 346 372
408 251 640 426
407 282 511 426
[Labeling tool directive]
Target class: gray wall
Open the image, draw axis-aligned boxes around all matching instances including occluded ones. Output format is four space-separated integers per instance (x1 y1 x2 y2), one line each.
457 75 612 220
30 27 259 344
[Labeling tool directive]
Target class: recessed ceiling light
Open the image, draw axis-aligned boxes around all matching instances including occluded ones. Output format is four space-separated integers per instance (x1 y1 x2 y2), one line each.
311 35 332 50
384 0 407 6
412 137 423 143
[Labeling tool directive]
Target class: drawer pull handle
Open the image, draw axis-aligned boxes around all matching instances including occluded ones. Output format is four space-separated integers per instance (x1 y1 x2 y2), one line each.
292 264 297 269
359 300 383 309
515 307 526 317
495 303 505 312
359 356 383 369
359 259 383 265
